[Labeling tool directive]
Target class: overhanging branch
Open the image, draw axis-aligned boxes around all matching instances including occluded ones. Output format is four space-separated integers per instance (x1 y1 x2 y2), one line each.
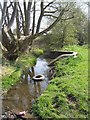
44 10 57 13
19 8 65 44
5 2 17 31
61 16 74 21
44 14 58 18
44 1 55 10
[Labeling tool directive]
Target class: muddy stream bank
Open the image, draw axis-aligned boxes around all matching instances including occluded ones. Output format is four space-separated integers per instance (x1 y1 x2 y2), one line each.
2 51 76 119
2 56 52 119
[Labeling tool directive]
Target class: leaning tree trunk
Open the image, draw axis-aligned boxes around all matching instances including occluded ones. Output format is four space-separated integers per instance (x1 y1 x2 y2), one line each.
1 1 74 61
2 29 18 61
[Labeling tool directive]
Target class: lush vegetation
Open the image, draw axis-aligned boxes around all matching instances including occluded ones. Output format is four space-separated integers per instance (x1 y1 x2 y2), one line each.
2 68 21 90
35 6 88 50
2 50 43 92
16 53 36 69
32 48 44 57
32 45 88 119
0 1 89 119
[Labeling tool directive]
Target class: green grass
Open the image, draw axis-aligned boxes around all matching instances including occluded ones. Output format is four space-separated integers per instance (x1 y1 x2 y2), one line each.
2 68 21 91
32 48 44 57
32 45 89 119
16 53 36 69
2 49 43 92
2 52 38 92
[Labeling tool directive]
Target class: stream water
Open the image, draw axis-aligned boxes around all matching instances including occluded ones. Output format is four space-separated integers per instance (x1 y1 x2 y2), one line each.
2 57 50 116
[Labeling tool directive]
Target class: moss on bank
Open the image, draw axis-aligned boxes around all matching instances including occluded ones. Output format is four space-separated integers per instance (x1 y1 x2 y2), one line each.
32 45 88 119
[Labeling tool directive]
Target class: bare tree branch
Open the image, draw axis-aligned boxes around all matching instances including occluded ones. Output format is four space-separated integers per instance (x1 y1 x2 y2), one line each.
44 14 58 18
6 2 17 31
25 2 32 35
44 10 57 13
36 1 44 33
0 2 2 11
32 2 36 35
61 16 74 21
16 2 20 39
8 29 16 41
2 2 7 23
7 2 13 9
18 2 25 35
1 1 75 60
44 1 55 10
23 1 32 35
23 1 27 35
19 7 66 45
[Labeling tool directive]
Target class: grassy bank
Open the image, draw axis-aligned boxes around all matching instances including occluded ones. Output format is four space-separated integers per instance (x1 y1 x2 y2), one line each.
32 45 88 119
2 49 43 92
2 68 21 91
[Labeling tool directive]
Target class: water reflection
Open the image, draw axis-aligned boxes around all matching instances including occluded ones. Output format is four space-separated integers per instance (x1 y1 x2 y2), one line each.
2 57 50 112
34 82 41 98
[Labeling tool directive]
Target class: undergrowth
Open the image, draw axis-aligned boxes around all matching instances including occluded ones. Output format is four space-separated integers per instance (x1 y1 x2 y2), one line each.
32 45 89 119
2 68 21 90
2 51 41 92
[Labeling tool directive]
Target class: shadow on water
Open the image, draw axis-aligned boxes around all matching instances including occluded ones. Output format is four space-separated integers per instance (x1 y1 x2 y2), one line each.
2 57 50 114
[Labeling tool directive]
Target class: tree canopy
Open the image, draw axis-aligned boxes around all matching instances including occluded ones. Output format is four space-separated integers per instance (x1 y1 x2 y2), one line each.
37 4 88 50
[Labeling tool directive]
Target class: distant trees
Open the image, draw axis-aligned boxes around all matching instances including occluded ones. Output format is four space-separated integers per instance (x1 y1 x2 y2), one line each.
0 1 74 61
72 7 88 46
38 3 88 50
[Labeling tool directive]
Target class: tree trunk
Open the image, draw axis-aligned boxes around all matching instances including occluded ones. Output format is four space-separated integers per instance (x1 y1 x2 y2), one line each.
32 2 36 35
